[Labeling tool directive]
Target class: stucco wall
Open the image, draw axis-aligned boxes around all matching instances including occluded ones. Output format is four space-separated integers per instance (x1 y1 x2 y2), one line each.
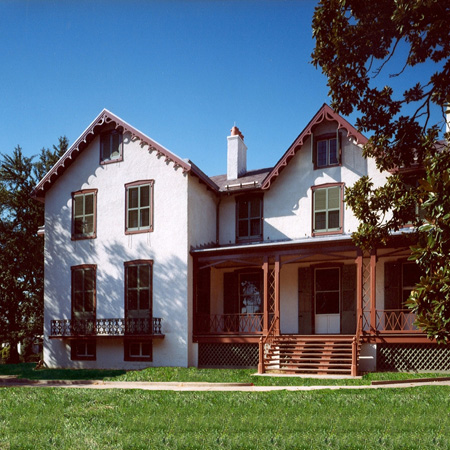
217 121 380 245
43 131 191 369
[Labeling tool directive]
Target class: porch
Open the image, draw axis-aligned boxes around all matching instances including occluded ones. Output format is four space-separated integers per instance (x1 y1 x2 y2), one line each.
191 235 426 375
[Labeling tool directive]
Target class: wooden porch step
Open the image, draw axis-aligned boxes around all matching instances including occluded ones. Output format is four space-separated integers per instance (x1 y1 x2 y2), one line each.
263 334 357 376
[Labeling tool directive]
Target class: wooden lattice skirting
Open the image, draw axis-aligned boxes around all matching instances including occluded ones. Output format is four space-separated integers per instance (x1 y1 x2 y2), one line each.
198 343 259 368
377 343 450 372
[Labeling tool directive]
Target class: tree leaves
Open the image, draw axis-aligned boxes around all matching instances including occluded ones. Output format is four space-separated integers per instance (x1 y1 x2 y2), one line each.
313 0 450 343
0 138 67 362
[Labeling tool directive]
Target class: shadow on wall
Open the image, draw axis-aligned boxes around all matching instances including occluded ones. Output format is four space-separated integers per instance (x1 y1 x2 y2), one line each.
44 226 188 366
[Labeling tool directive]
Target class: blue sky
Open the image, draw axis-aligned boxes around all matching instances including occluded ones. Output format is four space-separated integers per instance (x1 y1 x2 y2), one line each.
1 1 445 178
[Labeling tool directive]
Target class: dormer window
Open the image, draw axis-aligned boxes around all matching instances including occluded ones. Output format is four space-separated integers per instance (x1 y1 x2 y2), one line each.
100 129 123 164
313 133 341 169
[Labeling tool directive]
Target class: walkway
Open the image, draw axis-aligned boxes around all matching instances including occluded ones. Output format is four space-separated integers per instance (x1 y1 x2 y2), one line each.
1 377 450 391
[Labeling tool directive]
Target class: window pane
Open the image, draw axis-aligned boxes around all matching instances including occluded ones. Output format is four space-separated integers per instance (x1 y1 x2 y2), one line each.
128 210 139 229
316 292 340 314
140 185 150 207
139 289 150 311
129 188 139 209
83 194 93 215
73 292 83 312
74 218 84 235
84 270 95 291
140 208 150 228
315 212 326 231
238 220 248 237
130 343 140 356
317 141 327 167
141 343 151 356
85 292 95 312
250 219 261 237
238 200 249 219
128 290 138 311
328 210 340 229
86 342 95 356
128 266 138 288
329 138 338 164
316 268 339 291
328 187 340 209
101 134 111 160
111 132 121 158
74 196 84 217
139 265 150 288
314 189 327 211
84 215 94 234
250 199 260 217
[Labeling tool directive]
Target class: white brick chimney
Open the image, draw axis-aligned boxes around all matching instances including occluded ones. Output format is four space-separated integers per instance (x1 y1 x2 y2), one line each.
227 126 247 180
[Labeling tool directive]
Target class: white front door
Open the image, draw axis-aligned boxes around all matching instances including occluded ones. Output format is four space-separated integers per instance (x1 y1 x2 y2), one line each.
315 267 340 334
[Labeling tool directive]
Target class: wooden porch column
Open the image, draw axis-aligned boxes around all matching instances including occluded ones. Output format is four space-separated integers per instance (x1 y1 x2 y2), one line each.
355 249 363 334
192 256 198 336
274 254 281 335
370 249 377 333
262 256 269 334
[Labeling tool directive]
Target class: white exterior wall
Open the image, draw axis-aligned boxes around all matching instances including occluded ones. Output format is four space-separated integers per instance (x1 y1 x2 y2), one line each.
187 178 217 366
217 122 381 245
43 132 191 369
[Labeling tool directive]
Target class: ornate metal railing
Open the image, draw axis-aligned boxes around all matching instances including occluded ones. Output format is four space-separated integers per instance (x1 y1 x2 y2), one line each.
375 309 420 333
50 317 163 337
196 313 264 334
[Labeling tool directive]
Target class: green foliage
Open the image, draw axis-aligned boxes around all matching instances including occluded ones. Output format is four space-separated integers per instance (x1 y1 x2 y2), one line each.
0 138 68 362
312 0 450 342
1 387 449 449
1 345 10 362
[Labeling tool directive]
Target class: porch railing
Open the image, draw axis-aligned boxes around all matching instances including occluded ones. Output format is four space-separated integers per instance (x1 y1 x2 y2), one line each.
50 317 163 337
375 309 420 333
196 313 263 334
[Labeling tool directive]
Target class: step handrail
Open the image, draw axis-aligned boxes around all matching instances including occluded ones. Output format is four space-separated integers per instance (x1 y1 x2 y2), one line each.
352 312 363 376
258 315 279 374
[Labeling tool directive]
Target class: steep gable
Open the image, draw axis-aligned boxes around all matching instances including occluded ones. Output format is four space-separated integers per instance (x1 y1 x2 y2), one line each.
32 109 218 201
261 104 368 189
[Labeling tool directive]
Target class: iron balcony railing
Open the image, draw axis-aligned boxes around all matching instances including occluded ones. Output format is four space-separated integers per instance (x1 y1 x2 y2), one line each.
50 317 163 337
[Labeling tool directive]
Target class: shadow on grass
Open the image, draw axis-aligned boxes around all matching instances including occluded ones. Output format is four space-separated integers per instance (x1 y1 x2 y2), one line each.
0 363 126 380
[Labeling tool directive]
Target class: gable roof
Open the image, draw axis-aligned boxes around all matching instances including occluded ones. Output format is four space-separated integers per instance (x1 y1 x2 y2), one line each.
261 104 368 189
32 109 219 201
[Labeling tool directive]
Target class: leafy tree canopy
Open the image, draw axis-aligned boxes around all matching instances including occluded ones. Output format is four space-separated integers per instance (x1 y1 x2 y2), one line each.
312 0 450 343
0 137 67 362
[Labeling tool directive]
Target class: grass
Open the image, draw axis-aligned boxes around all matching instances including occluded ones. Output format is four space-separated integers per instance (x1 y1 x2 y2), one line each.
1 363 449 386
1 386 449 449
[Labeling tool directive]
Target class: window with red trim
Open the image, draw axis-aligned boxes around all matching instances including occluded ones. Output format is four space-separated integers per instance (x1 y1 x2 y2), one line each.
312 184 343 235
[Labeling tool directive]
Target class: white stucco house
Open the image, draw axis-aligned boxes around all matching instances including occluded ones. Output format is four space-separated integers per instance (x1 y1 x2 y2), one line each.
32 104 450 374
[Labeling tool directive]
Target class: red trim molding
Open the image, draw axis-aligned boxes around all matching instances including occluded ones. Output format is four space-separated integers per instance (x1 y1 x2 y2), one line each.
262 104 367 190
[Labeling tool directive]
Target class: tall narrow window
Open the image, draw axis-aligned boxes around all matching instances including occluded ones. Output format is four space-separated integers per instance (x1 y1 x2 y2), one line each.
236 195 263 241
312 184 343 235
72 190 97 240
100 129 123 163
71 265 96 360
125 181 154 234
124 260 153 361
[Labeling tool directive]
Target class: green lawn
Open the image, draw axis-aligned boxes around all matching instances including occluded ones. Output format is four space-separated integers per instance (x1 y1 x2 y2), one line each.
1 386 449 449
1 363 449 386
